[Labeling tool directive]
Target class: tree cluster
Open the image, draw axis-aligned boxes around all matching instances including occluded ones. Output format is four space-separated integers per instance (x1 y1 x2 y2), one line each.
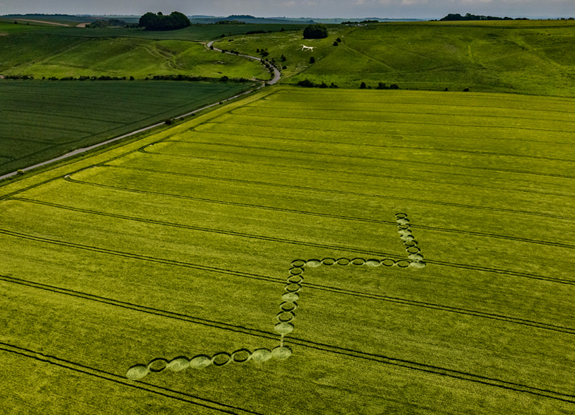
139 11 191 31
215 20 246 25
87 19 137 28
297 79 338 88
303 23 329 39
440 13 527 21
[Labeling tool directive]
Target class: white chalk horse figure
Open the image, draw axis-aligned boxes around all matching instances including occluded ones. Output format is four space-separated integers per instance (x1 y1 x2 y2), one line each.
301 45 314 52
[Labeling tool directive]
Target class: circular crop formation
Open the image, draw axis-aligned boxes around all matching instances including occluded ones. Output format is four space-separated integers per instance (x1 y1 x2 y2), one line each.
126 346 293 380
395 213 426 269
128 213 427 381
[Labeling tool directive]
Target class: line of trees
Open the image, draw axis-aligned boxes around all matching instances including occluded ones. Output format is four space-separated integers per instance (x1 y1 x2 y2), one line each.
139 11 191 31
440 13 528 21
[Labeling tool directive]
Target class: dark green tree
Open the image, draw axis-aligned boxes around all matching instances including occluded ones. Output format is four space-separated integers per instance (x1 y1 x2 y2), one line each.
303 23 328 39
139 11 191 31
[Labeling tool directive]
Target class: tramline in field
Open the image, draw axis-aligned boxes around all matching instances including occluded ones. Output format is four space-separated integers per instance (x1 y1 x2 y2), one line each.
1 87 575 414
126 212 426 380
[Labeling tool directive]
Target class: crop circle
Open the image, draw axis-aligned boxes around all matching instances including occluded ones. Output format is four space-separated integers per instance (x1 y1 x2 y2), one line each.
282 292 299 302
148 358 168 373
287 274 304 284
251 349 272 363
212 352 232 367
272 346 292 360
322 258 336 265
291 260 306 267
289 267 304 275
274 322 294 335
277 311 296 323
365 259 381 267
126 365 149 380
306 259 322 268
232 349 252 363
280 301 298 312
382 258 395 267
285 283 302 293
336 258 350 266
167 357 190 372
189 355 212 369
351 258 365 266
397 259 410 268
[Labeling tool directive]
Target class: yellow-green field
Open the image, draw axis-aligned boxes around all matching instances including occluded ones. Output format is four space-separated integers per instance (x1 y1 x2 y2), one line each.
1 87 574 414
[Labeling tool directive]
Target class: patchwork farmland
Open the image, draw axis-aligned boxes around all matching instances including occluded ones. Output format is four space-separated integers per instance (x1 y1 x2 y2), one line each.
1 87 575 414
0 81 253 175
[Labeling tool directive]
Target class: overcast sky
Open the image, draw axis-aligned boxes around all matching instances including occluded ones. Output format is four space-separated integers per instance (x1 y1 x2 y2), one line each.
2 0 574 19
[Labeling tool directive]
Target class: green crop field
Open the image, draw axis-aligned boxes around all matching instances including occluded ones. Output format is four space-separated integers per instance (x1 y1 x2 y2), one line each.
0 80 254 175
215 20 575 96
1 87 574 414
0 30 270 80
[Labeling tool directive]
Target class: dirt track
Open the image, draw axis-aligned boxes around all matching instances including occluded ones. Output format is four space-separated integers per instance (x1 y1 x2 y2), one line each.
16 19 70 27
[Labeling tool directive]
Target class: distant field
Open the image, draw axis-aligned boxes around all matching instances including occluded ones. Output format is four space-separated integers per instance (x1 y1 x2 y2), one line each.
0 20 306 41
217 20 575 96
1 87 574 414
0 80 252 175
0 28 270 80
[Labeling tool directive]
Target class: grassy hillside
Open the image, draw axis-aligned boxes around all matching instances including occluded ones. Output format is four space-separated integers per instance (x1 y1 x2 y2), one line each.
216 20 575 96
0 31 270 80
0 81 252 175
1 87 574 413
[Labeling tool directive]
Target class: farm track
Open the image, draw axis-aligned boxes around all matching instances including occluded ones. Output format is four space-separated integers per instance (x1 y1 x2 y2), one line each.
241 103 575 126
171 134 575 164
10 194 575 261
2 270 574 343
86 165 575 221
62 176 575 243
2 306 574 405
0 196 575 285
227 111 575 135
207 118 575 146
263 94 575 116
161 139 575 172
14 181 575 251
132 150 575 199
1 206 573 288
0 343 261 415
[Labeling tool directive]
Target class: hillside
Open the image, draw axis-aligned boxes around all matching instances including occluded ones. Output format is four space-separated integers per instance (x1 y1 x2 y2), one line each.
215 20 575 96
0 28 270 80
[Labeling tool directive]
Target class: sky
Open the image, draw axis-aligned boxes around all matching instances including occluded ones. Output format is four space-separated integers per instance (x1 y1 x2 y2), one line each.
1 0 575 19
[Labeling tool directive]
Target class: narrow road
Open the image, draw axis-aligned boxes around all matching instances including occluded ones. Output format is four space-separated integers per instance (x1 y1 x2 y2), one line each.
0 39 281 183
207 41 281 85
0 89 258 182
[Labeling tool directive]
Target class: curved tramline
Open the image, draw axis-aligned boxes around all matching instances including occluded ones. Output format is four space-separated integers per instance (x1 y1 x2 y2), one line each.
126 213 425 380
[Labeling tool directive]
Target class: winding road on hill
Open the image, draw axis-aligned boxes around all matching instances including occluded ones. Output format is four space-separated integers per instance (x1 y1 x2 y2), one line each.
207 40 281 85
0 41 281 182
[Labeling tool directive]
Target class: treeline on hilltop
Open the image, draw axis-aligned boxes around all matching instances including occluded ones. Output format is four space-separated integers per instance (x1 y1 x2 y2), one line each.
139 11 191 31
440 13 529 21
87 19 138 28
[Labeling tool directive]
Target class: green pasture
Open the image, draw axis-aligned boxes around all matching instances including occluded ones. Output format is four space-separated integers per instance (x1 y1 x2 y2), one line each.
0 21 305 41
0 80 253 175
217 20 575 96
0 32 270 80
1 87 574 414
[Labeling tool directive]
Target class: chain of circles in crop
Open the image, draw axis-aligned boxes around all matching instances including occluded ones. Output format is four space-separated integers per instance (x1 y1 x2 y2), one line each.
126 213 425 380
